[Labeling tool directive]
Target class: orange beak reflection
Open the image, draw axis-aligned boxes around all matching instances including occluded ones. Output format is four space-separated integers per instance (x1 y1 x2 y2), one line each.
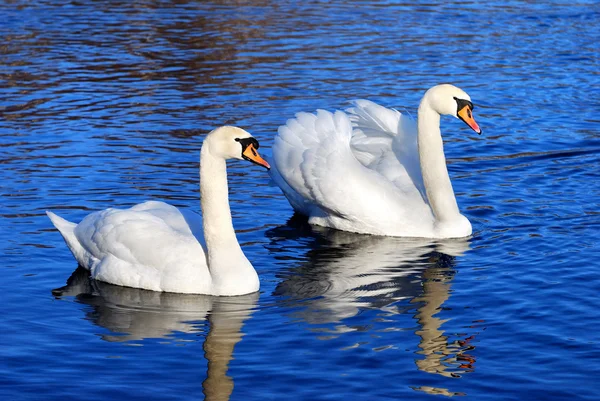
242 144 271 170
458 105 482 135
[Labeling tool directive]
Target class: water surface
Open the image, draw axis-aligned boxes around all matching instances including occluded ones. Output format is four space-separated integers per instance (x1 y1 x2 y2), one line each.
1 1 599 400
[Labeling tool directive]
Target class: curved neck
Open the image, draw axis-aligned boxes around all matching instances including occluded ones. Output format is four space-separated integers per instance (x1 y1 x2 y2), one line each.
200 146 244 264
417 100 460 222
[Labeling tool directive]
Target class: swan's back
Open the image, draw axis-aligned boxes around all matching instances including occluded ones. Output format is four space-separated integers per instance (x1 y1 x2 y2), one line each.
270 101 434 237
48 201 211 293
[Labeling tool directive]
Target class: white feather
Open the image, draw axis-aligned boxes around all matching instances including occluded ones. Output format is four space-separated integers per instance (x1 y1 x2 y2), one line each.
270 85 478 238
48 126 266 295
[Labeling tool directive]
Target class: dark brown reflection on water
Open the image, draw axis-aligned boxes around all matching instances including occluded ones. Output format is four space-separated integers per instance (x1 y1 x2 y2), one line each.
0 0 401 134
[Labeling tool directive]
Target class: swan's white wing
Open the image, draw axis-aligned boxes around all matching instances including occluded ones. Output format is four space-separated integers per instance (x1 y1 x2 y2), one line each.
347 100 426 199
130 201 207 253
271 108 433 236
72 201 210 293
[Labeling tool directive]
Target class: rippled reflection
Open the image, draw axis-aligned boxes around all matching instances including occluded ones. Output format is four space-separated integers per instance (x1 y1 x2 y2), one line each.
267 216 479 379
53 269 258 401
412 263 477 379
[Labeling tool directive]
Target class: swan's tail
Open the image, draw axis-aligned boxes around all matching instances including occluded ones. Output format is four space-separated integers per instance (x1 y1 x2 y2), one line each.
46 211 89 269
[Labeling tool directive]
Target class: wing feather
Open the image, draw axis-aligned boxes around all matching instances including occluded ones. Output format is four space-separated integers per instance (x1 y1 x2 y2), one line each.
271 105 432 235
71 201 209 290
347 100 426 199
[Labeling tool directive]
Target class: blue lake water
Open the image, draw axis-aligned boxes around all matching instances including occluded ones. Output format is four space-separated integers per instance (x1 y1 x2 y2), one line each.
1 0 599 399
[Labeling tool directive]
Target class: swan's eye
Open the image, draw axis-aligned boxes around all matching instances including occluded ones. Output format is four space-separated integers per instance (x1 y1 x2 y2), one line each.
454 97 474 115
237 137 261 152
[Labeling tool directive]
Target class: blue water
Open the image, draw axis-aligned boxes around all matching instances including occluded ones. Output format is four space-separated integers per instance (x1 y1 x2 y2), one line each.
1 0 599 399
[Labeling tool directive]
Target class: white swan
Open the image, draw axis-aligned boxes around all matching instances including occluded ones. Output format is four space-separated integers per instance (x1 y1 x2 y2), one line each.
47 126 271 296
270 84 482 238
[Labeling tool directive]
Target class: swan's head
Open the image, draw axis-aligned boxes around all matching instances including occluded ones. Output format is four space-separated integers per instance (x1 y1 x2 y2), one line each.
204 126 270 169
425 84 482 135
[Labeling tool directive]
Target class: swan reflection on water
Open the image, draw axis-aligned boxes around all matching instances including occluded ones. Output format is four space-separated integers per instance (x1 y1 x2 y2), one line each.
267 216 481 380
53 271 258 401
52 215 482 398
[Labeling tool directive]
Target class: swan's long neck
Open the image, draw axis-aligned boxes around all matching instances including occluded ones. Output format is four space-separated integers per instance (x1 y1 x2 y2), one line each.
417 100 461 222
200 147 239 250
198 135 260 296
200 145 257 292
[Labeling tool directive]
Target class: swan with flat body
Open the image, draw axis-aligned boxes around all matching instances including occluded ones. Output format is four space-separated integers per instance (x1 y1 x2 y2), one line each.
47 126 271 296
270 84 482 238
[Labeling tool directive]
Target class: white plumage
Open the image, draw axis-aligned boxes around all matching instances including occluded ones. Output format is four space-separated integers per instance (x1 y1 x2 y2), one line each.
270 84 481 238
47 202 209 293
48 126 271 295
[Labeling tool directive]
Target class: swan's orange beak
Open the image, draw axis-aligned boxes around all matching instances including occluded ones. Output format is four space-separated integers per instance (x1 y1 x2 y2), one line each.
242 144 271 170
458 105 482 135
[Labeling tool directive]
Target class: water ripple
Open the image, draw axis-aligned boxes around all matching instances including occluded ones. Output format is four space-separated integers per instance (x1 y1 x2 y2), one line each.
1 0 599 400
